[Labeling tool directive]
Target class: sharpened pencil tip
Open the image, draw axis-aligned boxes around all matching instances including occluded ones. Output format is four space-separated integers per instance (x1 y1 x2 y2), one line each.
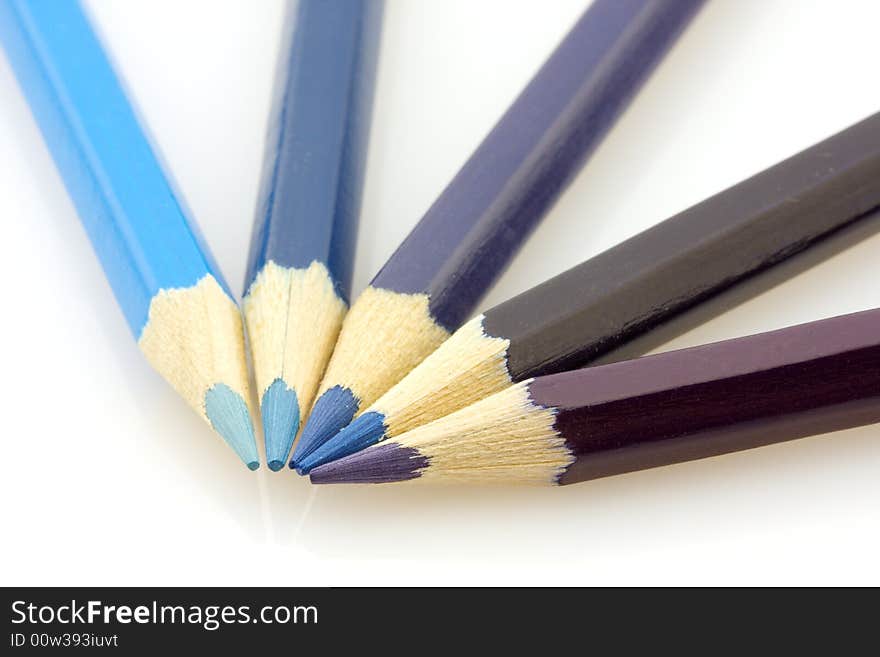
309 442 429 484
205 383 260 469
295 411 388 473
290 385 359 470
261 379 300 473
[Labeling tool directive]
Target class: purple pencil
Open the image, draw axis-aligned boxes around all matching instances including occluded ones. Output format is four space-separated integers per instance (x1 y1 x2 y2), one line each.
310 308 880 486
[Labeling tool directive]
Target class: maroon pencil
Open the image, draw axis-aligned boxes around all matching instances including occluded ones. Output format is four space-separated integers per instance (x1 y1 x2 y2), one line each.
310 308 880 486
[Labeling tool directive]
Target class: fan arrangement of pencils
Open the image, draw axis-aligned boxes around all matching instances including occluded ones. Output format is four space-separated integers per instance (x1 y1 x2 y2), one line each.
4 0 880 487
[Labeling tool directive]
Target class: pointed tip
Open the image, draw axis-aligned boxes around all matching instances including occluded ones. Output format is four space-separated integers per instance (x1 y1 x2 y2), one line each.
261 379 300 470
309 442 429 484
268 460 284 472
295 411 388 473
290 385 360 466
248 461 260 471
205 383 260 469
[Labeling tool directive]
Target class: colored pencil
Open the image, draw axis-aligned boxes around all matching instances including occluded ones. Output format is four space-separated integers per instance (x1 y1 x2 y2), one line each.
243 0 383 471
298 110 880 472
0 0 259 468
292 0 705 469
310 308 880 486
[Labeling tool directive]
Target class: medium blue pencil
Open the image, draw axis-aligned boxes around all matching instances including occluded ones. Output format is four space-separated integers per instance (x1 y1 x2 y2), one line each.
0 0 259 468
243 0 383 471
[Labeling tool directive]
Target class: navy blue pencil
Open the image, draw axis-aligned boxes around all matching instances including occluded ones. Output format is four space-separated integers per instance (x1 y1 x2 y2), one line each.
243 0 383 471
292 0 705 471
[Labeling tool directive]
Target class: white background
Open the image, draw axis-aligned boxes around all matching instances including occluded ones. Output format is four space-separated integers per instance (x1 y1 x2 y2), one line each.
2 0 880 586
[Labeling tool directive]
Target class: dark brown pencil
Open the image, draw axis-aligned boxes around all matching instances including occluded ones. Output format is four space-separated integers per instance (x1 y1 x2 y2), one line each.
298 110 880 472
310 308 880 485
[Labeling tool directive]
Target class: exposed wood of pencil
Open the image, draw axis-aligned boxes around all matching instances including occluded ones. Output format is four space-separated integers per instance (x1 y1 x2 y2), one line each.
310 308 880 486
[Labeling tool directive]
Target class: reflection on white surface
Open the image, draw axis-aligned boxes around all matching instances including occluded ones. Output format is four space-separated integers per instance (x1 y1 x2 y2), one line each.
1 0 879 585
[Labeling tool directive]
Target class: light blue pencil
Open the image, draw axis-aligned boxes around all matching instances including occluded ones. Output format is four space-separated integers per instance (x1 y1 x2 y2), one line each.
0 0 260 469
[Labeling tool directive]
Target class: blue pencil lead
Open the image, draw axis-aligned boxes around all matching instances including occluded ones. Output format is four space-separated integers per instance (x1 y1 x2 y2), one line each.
290 385 360 471
205 384 260 470
296 411 387 474
261 379 300 472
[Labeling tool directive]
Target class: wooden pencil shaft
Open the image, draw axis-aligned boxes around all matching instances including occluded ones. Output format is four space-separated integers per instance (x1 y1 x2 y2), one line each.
483 111 880 381
528 309 880 485
371 0 705 331
244 0 382 302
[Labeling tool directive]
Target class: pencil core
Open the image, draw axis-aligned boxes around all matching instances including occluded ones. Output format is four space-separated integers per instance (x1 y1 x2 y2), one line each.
290 385 359 471
261 379 300 472
205 384 260 470
309 443 428 484
296 410 387 473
